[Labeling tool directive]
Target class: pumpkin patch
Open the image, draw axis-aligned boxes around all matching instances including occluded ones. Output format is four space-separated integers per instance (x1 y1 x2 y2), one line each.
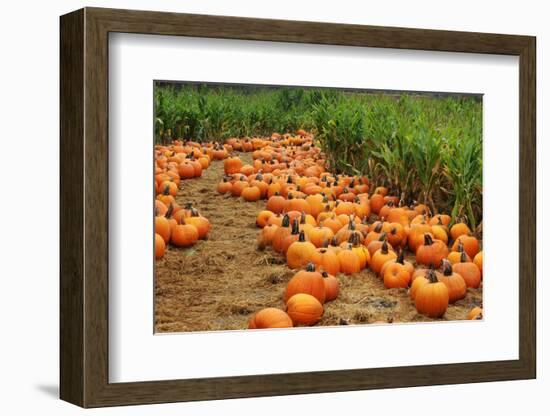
154 83 483 332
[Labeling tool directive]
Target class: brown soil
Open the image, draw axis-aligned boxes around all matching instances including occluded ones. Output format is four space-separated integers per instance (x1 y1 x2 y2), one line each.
155 152 482 333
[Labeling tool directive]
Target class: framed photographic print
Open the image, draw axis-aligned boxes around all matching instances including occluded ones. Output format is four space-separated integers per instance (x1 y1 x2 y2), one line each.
60 7 536 408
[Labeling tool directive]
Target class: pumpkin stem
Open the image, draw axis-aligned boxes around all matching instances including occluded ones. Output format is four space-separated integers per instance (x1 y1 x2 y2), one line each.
442 259 453 276
300 211 307 224
348 220 356 231
281 214 290 228
460 251 468 263
374 223 383 233
305 262 316 272
381 240 389 254
457 241 464 253
396 249 405 264
426 269 439 283
330 237 339 247
298 230 306 242
322 271 329 278
163 185 170 195
165 203 174 218
423 233 434 246
290 219 300 235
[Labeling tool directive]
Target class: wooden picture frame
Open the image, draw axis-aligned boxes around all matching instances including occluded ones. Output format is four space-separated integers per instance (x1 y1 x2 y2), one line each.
60 7 536 408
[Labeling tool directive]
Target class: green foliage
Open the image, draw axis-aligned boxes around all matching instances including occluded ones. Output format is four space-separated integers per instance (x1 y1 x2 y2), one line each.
154 83 482 228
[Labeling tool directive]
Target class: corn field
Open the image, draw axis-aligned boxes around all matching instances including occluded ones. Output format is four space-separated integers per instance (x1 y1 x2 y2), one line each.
154 83 482 229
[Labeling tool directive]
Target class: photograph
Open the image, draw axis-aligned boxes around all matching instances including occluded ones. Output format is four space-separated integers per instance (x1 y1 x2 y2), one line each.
153 81 483 333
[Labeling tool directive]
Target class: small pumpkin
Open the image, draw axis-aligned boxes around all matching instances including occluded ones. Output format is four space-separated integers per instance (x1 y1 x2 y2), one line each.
322 271 339 301
241 185 261 202
281 219 301 254
266 192 286 214
450 221 471 240
380 249 414 277
184 208 211 239
217 177 233 194
286 231 316 269
447 241 471 264
248 308 293 329
257 224 278 250
310 247 340 276
415 270 449 318
468 306 483 320
439 259 467 303
272 214 291 253
284 263 326 304
416 234 449 268
256 210 274 228
286 293 324 326
308 226 335 248
155 233 166 259
337 245 362 275
383 260 411 289
473 251 483 275
171 219 199 247
451 234 480 259
370 240 397 275
452 251 482 288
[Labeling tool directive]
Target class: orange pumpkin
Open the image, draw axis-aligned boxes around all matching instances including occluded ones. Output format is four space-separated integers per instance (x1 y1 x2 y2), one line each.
272 214 291 253
468 306 483 320
450 221 471 240
452 251 482 288
416 234 449 268
286 293 324 326
415 270 449 318
337 246 361 275
438 259 467 303
185 208 211 239
224 157 243 174
383 261 411 289
171 220 199 247
241 185 261 202
452 234 480 259
380 249 414 278
248 308 293 329
308 226 335 248
370 241 397 275
286 231 316 269
322 271 339 301
473 251 483 275
155 233 166 259
266 192 286 214
284 263 326 304
310 247 340 276
447 241 471 264
256 210 274 228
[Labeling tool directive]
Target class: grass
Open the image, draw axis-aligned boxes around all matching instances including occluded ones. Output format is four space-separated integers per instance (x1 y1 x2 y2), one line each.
154 82 482 229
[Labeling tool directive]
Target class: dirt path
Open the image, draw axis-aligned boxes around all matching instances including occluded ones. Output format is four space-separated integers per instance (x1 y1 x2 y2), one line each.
155 152 482 333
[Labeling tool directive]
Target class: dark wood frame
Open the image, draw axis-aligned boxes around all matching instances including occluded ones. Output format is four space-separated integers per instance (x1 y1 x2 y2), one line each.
60 7 536 408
